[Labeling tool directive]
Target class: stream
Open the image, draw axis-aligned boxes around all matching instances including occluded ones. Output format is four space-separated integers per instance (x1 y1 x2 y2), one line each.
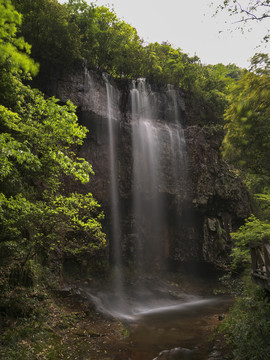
82 74 233 360
119 297 230 360
83 275 232 360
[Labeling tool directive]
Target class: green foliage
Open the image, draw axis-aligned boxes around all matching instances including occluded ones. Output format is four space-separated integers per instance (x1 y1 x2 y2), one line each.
228 191 270 267
195 63 241 123
6 0 238 125
0 79 106 269
214 271 245 296
65 0 145 77
230 215 270 266
221 55 270 271
143 42 199 88
0 0 106 294
12 0 82 68
220 55 270 358
64 0 98 68
219 286 270 360
222 54 270 177
0 0 38 74
0 80 93 186
249 53 270 75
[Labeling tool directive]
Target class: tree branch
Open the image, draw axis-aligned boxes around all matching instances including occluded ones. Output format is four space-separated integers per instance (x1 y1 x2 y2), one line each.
234 1 270 23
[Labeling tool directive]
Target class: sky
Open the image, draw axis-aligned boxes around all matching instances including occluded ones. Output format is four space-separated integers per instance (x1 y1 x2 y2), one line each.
60 0 270 68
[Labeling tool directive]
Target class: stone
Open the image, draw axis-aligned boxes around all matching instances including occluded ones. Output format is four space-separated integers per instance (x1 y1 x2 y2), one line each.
153 346 197 360
40 65 251 268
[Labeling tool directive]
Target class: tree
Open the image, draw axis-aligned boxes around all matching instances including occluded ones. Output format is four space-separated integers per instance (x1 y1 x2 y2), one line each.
0 79 106 271
12 0 82 68
65 0 145 77
0 0 106 284
222 54 270 178
214 0 270 42
0 0 38 74
218 54 270 360
221 54 270 268
64 0 98 68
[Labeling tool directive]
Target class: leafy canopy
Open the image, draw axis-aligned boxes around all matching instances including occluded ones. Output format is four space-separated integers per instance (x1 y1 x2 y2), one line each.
0 77 106 267
222 53 270 178
12 0 82 68
222 54 270 268
0 0 106 279
0 0 38 74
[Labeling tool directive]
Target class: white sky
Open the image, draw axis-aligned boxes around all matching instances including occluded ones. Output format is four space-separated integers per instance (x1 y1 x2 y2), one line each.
61 0 270 68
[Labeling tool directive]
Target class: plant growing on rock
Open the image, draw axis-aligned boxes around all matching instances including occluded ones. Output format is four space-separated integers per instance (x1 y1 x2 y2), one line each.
0 0 106 293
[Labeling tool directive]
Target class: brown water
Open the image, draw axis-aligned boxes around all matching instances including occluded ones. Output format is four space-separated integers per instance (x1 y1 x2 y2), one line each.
109 297 229 360
86 284 232 360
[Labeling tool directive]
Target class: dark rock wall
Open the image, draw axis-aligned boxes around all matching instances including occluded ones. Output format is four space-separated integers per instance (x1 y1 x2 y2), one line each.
48 67 251 268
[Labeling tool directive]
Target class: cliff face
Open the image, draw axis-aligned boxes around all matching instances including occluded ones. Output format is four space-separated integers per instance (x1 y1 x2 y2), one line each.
51 67 251 267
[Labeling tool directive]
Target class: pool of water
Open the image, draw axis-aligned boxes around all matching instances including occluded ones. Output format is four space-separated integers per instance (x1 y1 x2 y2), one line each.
85 282 231 360
115 296 230 360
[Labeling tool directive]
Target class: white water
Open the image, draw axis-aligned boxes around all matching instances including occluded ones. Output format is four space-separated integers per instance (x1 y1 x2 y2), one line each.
81 74 227 360
131 80 162 270
130 79 186 272
91 76 197 324
103 74 125 306
86 289 219 321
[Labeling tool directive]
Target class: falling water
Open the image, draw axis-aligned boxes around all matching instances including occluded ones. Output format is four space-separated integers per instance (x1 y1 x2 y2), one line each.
103 74 124 304
166 84 187 190
83 75 229 360
131 79 165 271
167 84 180 123
88 77 189 315
130 80 187 271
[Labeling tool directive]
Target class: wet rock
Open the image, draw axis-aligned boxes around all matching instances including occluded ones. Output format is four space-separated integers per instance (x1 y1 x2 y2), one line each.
208 218 217 232
153 346 197 359
42 66 252 268
207 349 224 360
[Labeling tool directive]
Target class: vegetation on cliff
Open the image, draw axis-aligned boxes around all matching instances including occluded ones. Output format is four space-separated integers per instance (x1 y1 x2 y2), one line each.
12 0 243 124
222 53 270 265
0 0 106 344
218 41 270 360
0 0 269 358
213 3 270 354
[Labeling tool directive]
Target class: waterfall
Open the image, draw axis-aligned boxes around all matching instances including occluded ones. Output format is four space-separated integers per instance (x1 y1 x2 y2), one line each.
167 84 180 123
130 79 187 272
166 84 187 191
88 76 189 320
131 80 161 271
103 74 124 303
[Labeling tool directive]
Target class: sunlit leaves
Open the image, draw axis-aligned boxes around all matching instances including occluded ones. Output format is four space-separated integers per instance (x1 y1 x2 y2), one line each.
49 193 106 254
230 215 270 266
0 0 38 74
0 49 105 269
0 79 106 262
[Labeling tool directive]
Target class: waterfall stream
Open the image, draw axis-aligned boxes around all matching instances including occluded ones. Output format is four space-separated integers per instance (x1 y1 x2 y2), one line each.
88 77 201 320
103 74 125 310
131 79 163 271
82 74 229 359
131 79 187 272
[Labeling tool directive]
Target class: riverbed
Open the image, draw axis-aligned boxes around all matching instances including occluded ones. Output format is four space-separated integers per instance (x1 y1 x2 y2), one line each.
79 273 233 360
